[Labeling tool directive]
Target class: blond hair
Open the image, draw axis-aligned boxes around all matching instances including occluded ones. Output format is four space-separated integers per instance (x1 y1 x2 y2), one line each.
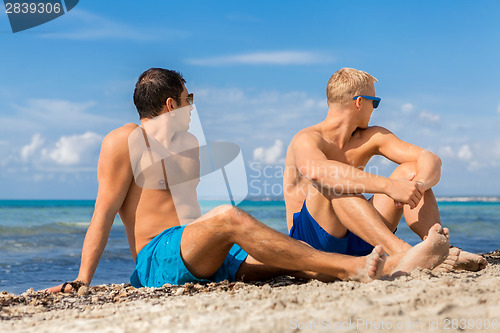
326 68 378 105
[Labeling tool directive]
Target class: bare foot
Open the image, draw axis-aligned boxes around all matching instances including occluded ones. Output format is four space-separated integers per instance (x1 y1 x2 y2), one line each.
432 246 460 273
392 224 450 275
453 247 488 271
348 245 386 282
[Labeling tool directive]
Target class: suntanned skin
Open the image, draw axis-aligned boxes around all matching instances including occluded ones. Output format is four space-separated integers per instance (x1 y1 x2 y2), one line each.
284 81 487 273
45 84 389 293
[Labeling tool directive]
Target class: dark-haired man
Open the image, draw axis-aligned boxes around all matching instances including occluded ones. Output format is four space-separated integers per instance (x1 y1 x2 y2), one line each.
284 67 487 274
47 68 389 292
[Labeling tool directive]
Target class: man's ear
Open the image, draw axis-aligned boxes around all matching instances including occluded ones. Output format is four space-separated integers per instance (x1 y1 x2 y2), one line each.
354 96 362 110
166 97 177 111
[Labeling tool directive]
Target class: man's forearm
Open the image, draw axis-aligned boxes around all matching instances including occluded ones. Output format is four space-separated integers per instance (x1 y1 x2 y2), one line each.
414 151 442 190
303 160 391 195
76 213 114 285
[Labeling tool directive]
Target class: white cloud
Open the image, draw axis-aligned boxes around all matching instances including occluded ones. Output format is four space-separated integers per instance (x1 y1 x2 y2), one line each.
196 87 325 109
187 51 334 66
419 111 441 124
457 145 473 161
16 131 103 170
21 133 44 162
11 98 118 131
401 103 414 114
193 86 326 145
437 139 500 172
45 132 103 165
253 140 284 164
40 9 160 41
438 146 454 158
23 99 96 115
492 138 500 159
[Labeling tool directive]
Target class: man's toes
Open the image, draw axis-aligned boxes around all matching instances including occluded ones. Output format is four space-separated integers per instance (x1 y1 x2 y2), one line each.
429 223 442 235
369 255 378 274
479 257 488 269
368 265 376 278
434 262 454 273
449 247 460 258
374 245 384 257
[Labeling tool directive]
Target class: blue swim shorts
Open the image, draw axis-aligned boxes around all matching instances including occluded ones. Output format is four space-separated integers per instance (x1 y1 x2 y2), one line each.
130 225 248 288
289 201 374 256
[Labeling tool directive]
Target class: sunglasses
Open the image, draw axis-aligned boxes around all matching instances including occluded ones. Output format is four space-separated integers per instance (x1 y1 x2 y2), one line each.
352 95 381 109
177 93 194 105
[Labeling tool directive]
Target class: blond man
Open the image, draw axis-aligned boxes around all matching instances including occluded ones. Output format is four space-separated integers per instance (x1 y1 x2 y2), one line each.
284 68 487 274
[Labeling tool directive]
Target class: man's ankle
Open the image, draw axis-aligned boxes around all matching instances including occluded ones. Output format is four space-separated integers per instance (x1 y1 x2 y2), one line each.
386 242 412 255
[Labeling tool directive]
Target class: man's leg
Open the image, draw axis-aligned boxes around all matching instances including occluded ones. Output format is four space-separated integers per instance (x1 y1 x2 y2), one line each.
180 205 385 283
236 242 342 283
371 162 487 271
315 165 454 273
370 162 440 240
328 194 411 256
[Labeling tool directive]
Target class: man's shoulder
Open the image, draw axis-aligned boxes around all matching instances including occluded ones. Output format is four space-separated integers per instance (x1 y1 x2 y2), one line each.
292 126 323 144
171 131 200 154
104 123 138 142
287 127 334 161
174 131 199 144
360 125 392 135
356 126 394 141
109 123 139 136
101 123 139 154
353 126 401 153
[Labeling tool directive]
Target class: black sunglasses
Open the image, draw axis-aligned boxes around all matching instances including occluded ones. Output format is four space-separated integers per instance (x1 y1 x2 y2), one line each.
176 93 194 105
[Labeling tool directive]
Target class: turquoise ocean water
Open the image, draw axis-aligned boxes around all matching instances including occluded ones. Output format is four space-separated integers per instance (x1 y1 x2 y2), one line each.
1 198 499 294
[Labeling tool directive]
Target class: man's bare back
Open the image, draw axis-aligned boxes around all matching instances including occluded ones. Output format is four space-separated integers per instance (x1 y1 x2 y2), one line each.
109 123 196 260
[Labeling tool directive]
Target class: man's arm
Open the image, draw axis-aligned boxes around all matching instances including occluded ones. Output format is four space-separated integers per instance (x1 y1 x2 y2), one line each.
292 129 427 208
293 130 393 195
374 126 442 191
46 126 134 292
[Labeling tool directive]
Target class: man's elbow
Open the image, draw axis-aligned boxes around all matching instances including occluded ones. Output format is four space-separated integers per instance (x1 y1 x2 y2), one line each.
297 161 317 182
427 151 442 183
303 169 320 184
302 160 336 183
92 202 119 226
421 150 442 168
432 153 442 168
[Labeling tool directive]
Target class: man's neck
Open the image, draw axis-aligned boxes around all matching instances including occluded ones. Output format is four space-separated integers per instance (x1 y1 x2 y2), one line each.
319 107 359 149
141 112 177 147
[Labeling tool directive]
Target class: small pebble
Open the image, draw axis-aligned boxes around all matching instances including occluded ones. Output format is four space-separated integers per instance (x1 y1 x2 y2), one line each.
78 286 89 296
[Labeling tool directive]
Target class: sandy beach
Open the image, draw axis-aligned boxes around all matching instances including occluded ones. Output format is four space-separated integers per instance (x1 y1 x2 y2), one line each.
1 251 499 333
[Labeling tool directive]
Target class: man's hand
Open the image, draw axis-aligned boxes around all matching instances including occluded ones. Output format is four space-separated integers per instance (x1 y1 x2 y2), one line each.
43 280 86 293
387 174 425 209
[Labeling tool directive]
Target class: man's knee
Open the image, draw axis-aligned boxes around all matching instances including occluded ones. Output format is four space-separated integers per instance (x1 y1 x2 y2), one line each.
211 204 247 229
389 162 417 180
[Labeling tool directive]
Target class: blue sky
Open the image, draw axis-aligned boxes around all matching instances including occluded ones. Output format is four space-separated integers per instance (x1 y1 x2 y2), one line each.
0 0 499 199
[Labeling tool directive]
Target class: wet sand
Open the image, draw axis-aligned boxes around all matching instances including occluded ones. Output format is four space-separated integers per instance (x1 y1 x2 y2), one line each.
1 252 499 333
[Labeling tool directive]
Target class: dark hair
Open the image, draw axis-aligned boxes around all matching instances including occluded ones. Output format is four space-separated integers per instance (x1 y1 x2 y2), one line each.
133 68 186 119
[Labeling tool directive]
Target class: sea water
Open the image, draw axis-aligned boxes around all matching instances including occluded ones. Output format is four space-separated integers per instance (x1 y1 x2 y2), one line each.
0 198 499 294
